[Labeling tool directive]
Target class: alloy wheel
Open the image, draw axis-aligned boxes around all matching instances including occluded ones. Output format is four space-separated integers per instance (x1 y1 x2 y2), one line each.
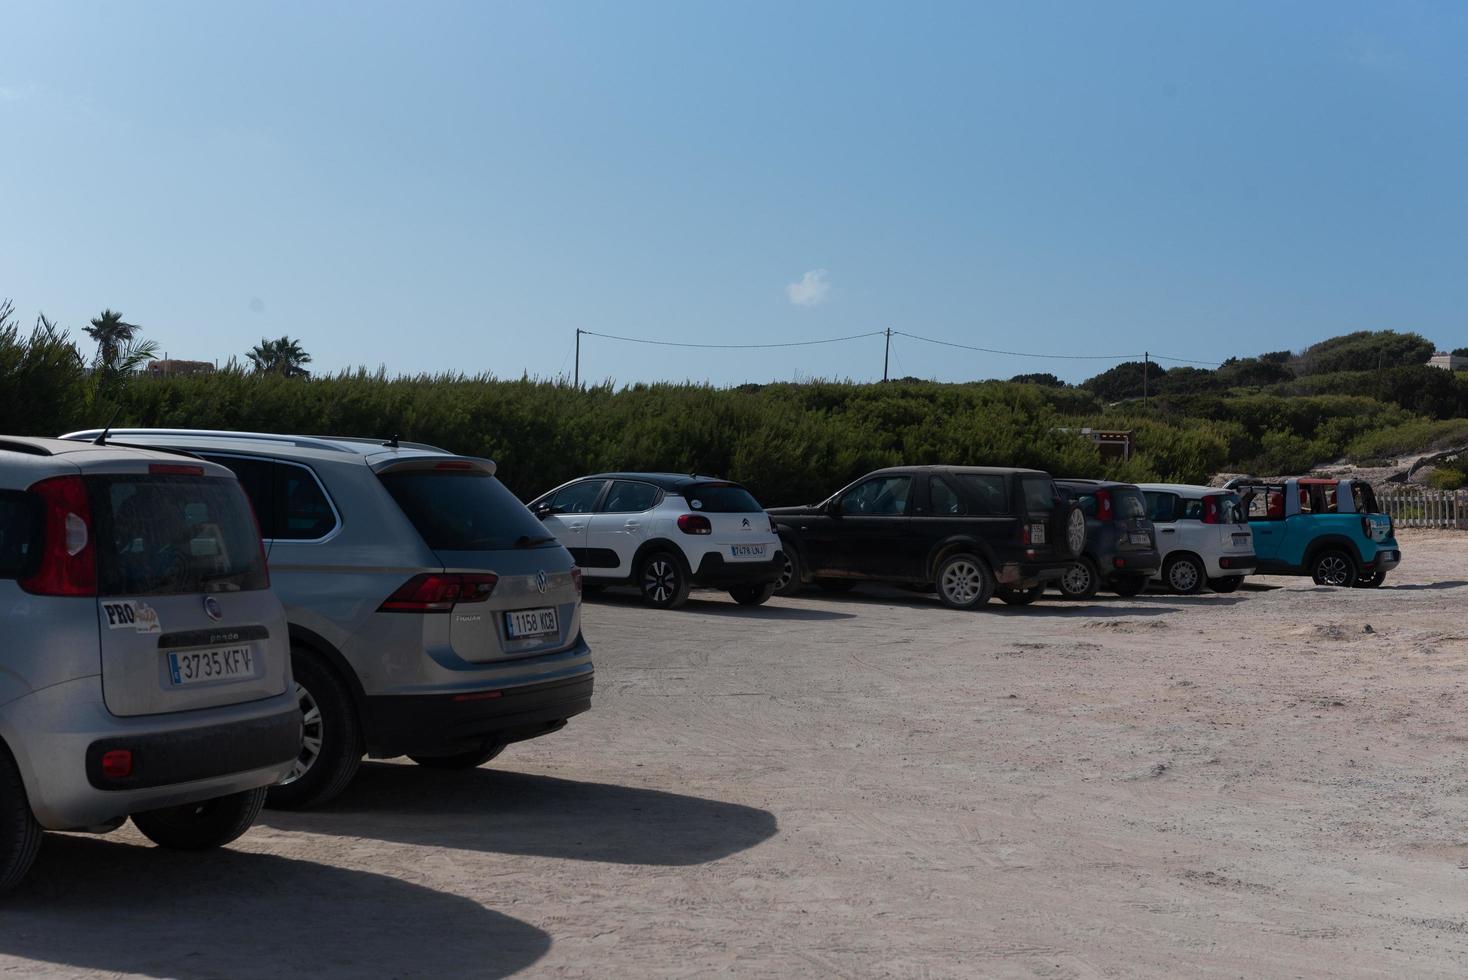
644 559 679 603
1316 554 1352 586
1065 509 1086 555
1061 562 1092 595
941 559 984 605
1168 560 1199 593
281 681 323 786
774 552 795 594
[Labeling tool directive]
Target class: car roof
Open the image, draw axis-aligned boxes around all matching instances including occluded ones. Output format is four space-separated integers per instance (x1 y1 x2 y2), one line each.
0 435 236 478
579 472 740 492
865 465 1048 478
58 428 468 467
1136 482 1233 496
1055 478 1140 490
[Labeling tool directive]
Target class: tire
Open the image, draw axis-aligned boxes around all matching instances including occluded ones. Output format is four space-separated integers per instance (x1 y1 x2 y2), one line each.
1163 553 1205 595
1311 549 1358 588
1061 504 1087 558
1354 569 1385 588
1057 557 1100 600
1110 574 1149 597
816 579 856 593
773 544 802 597
0 748 42 893
1207 575 1244 594
935 553 995 610
638 550 691 609
729 582 776 606
408 745 505 770
131 786 266 851
995 585 1044 606
266 652 363 810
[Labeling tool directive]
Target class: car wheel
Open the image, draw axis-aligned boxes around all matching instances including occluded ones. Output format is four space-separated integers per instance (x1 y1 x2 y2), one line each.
729 582 776 606
1354 569 1385 588
266 652 363 810
638 550 691 609
1163 554 1205 595
408 745 505 770
816 579 856 593
1207 575 1244 594
773 544 802 597
995 585 1044 606
1057 557 1100 600
0 748 42 893
1109 574 1149 597
132 787 267 851
1311 549 1357 588
1062 504 1087 558
935 553 995 610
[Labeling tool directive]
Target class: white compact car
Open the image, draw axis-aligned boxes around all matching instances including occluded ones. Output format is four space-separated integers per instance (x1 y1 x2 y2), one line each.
1137 483 1258 593
529 473 783 609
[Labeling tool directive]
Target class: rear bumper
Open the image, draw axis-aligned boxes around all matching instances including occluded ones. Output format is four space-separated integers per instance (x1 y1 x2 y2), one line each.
1102 550 1161 575
996 559 1071 588
365 670 594 757
1216 554 1257 572
1367 549 1401 572
0 678 298 831
691 552 784 588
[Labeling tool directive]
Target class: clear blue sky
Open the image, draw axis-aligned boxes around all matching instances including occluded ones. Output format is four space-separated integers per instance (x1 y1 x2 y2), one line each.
3 1 1465 385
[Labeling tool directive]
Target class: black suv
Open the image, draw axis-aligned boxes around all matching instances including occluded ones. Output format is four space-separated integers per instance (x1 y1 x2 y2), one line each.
1053 479 1160 598
768 466 1085 609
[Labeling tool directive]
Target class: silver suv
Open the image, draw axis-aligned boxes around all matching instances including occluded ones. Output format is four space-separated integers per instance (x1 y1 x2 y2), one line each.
63 429 594 809
0 437 299 892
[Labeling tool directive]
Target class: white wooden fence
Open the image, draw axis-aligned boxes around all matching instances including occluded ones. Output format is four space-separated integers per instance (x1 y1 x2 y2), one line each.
1377 487 1468 529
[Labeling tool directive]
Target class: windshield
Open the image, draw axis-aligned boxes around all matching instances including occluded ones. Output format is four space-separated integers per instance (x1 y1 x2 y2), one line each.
380 469 552 551
685 483 763 513
89 475 268 596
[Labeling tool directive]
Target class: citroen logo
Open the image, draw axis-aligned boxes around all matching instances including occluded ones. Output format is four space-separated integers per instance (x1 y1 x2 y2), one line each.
203 596 223 621
535 570 548 594
742 518 751 528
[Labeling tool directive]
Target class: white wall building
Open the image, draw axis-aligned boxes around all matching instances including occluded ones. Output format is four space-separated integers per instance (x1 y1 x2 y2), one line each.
1428 351 1466 371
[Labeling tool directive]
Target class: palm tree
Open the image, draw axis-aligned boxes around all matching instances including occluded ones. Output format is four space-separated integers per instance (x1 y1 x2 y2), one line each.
85 309 140 369
247 336 313 378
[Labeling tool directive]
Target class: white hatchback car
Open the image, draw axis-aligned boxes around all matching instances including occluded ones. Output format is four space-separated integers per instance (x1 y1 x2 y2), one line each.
529 473 783 609
1137 484 1257 593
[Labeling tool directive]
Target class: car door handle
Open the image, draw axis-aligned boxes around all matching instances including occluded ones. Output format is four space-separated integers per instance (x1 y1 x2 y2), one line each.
623 521 640 530
568 523 586 532
1161 528 1176 534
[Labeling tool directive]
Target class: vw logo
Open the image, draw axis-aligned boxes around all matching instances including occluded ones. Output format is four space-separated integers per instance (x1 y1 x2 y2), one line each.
203 596 223 621
535 570 548 594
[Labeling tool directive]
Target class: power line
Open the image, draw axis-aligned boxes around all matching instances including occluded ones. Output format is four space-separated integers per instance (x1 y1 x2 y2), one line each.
1148 352 1224 366
892 330 1135 361
579 328 886 350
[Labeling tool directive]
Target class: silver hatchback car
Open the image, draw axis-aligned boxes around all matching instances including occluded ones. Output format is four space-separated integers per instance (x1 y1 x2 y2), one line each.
0 436 299 891
63 429 594 809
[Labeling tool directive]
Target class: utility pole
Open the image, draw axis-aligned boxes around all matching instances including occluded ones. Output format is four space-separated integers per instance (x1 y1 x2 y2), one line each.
883 327 892 382
574 329 582 388
1143 351 1149 405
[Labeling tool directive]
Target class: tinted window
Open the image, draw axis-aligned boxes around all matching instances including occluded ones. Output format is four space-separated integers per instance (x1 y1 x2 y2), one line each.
1213 493 1244 524
90 475 268 596
548 480 604 514
928 477 965 516
839 476 910 516
602 480 661 514
1180 498 1204 520
381 470 549 550
1143 491 1176 522
0 491 37 578
1113 488 1147 519
1072 492 1098 517
957 474 1008 516
1020 476 1056 514
201 456 277 537
685 483 763 513
201 456 336 541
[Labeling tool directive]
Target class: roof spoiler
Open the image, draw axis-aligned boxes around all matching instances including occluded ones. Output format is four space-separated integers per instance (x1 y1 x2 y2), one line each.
372 456 497 477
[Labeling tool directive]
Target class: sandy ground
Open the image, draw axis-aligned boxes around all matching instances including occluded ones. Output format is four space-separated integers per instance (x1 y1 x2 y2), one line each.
3 530 1467 978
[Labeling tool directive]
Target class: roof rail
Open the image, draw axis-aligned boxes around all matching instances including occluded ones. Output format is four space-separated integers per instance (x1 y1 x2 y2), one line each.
60 429 366 454
0 439 53 457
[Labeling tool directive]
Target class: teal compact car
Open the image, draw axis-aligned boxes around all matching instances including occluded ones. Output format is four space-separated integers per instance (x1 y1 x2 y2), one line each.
1229 478 1400 588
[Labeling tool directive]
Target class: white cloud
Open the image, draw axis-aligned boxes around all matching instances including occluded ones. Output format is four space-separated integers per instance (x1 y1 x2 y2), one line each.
786 269 832 307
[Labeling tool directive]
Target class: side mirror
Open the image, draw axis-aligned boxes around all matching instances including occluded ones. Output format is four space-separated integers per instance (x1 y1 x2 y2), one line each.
824 499 843 517
532 502 558 519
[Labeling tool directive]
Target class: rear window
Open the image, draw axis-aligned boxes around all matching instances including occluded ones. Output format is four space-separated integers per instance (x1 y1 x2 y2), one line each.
1213 493 1244 524
380 470 550 551
684 483 763 513
0 491 38 578
89 475 268 596
1352 482 1379 514
1113 488 1147 519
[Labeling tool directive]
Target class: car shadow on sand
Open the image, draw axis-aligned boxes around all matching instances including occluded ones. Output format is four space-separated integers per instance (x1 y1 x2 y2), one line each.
262 765 779 865
1385 580 1468 591
1 834 549 979
587 588 855 620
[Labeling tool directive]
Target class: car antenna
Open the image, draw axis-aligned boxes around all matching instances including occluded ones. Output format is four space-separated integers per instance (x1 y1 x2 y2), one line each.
383 434 399 448
92 407 121 446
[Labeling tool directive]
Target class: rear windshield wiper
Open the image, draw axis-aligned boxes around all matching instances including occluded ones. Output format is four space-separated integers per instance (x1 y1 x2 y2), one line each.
514 534 557 548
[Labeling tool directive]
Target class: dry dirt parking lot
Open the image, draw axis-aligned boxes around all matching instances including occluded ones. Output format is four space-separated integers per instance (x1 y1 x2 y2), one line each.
3 530 1467 979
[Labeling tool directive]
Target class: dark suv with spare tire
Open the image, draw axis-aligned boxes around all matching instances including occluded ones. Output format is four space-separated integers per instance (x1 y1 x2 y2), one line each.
769 466 1085 609
1053 479 1161 599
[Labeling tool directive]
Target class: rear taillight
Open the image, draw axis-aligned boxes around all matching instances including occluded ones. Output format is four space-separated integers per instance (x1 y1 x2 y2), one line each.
379 573 499 612
1096 489 1113 521
571 567 583 596
1362 516 1372 538
100 749 133 779
1202 495 1221 525
20 475 97 597
1020 524 1031 545
677 514 712 535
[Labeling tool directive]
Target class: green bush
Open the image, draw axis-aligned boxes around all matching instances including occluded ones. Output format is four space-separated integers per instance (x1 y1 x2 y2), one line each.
1427 468 1466 491
1346 419 1468 460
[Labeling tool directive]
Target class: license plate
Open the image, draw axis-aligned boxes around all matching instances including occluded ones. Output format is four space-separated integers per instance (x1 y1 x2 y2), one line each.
1129 532 1150 545
1233 533 1250 544
168 645 253 686
730 544 767 559
1030 524 1046 545
505 607 559 639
